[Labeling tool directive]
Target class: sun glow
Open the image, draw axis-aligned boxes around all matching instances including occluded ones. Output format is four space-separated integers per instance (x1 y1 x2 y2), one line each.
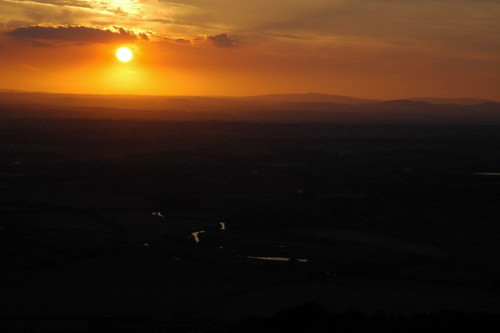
116 47 133 62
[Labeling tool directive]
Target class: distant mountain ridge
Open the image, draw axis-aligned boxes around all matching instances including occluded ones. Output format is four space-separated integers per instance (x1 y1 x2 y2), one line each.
0 90 496 106
250 94 496 106
407 97 492 105
243 93 377 105
1 90 499 123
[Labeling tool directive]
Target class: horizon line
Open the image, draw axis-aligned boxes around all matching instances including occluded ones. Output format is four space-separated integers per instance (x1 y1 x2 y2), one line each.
0 88 498 103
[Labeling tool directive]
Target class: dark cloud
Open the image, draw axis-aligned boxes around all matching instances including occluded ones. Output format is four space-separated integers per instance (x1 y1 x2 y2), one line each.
207 33 236 48
6 25 142 44
30 40 56 47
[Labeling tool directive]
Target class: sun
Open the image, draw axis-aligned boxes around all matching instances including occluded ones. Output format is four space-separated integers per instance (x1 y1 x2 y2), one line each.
116 47 133 62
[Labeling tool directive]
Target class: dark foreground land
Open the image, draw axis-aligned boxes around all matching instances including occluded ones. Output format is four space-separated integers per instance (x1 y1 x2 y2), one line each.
1 116 500 331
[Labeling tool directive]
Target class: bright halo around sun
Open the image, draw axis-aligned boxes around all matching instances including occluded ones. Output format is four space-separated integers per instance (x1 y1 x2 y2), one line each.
116 47 133 62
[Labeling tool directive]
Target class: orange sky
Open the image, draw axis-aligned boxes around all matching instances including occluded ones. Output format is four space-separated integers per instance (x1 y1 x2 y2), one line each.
0 0 499 100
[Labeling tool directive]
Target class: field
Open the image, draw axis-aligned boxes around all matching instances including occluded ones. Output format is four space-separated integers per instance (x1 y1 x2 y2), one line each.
1 118 500 330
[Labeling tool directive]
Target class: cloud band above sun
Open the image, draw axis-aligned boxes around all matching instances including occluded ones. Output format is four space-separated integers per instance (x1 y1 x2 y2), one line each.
6 25 147 45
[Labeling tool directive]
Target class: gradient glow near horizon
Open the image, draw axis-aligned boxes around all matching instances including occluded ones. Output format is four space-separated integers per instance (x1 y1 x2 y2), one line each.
0 0 499 100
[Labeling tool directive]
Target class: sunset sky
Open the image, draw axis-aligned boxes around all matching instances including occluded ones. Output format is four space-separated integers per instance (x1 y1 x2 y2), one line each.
0 0 499 100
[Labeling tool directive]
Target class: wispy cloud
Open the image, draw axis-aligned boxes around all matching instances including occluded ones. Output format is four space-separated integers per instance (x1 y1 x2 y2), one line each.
20 0 93 9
